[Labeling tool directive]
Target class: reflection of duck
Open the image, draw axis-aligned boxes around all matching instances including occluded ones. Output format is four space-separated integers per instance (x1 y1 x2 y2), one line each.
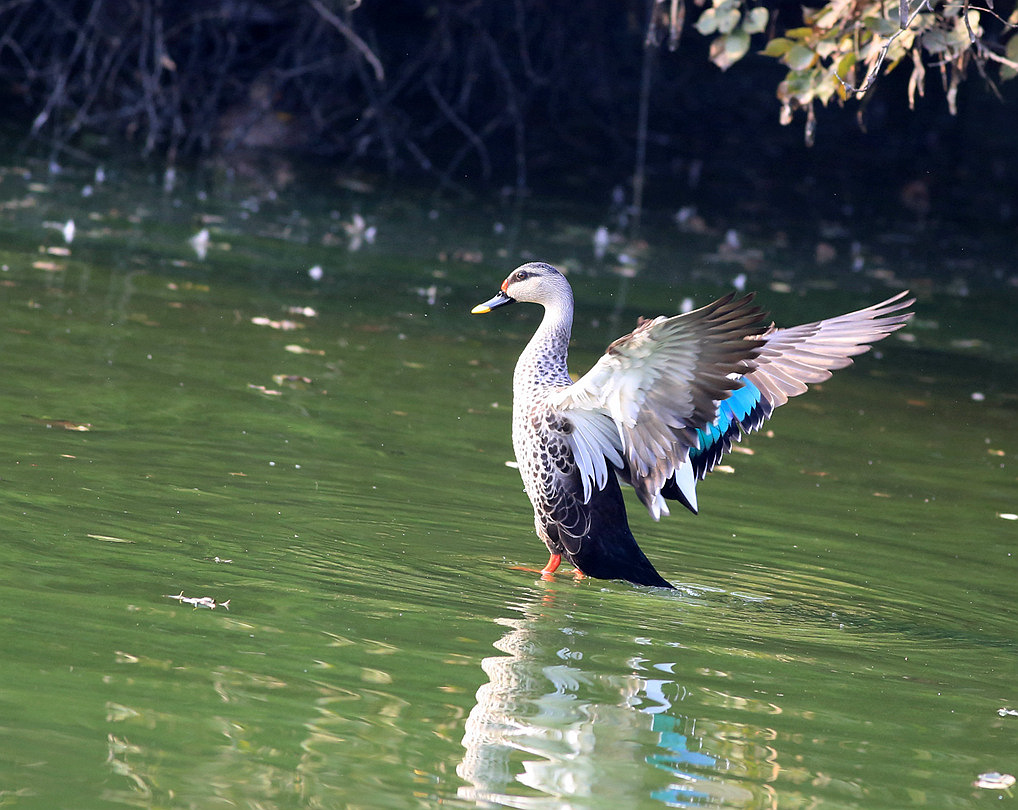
472 263 913 588
457 591 764 807
457 596 649 805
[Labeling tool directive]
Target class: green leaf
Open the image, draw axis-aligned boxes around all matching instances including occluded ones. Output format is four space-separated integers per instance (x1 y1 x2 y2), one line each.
695 8 718 35
814 73 841 104
815 39 839 59
784 43 817 71
761 37 794 57
1003 34 1018 81
922 26 950 54
784 27 816 39
716 5 742 34
835 51 858 76
710 30 751 70
863 16 897 35
744 7 769 34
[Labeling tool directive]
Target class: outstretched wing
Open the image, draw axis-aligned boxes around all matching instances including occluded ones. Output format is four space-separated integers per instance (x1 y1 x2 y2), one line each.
680 290 915 493
550 293 767 517
551 290 913 524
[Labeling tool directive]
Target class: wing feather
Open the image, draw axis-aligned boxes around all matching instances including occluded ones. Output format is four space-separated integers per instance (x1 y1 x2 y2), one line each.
550 293 767 517
686 291 914 487
543 290 912 523
746 291 913 408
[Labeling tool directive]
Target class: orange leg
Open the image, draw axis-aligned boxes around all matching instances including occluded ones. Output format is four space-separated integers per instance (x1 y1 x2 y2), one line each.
540 553 562 574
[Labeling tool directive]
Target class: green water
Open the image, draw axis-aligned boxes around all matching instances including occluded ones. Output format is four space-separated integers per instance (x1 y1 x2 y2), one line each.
0 160 1015 809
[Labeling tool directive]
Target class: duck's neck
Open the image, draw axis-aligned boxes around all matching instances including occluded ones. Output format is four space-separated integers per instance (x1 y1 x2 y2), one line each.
513 295 574 393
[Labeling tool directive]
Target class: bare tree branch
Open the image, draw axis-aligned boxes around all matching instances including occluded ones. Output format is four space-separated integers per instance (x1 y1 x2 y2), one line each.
308 0 384 83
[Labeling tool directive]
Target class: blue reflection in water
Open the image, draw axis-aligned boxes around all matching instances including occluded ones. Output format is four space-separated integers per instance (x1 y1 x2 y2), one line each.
647 714 719 806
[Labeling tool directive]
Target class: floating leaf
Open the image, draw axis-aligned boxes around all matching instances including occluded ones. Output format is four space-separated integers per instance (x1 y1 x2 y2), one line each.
165 591 230 610
251 316 302 331
974 772 1015 790
87 533 134 543
189 228 209 260
23 414 91 431
32 260 64 272
284 344 325 355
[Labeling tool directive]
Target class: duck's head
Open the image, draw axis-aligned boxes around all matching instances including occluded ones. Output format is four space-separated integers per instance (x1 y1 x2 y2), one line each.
471 262 572 314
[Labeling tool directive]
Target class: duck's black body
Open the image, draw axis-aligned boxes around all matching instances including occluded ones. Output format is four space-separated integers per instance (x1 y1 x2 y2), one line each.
541 461 673 588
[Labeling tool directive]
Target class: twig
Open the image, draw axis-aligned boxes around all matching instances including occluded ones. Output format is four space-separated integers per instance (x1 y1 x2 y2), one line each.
425 74 492 180
308 0 384 82
838 0 934 95
632 0 658 233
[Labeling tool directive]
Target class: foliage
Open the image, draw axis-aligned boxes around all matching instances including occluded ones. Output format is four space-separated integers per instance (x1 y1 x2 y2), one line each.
663 0 1018 143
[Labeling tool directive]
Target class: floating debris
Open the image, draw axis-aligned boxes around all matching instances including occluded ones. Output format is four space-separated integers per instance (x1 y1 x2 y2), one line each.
189 227 210 260
248 383 282 396
417 284 438 306
998 707 1018 717
164 591 230 610
815 241 837 265
23 414 91 431
272 374 312 387
62 219 75 244
998 513 1018 521
675 205 708 234
973 772 1015 790
251 316 302 331
286 305 318 317
308 264 324 281
593 226 610 260
336 176 375 194
284 344 325 355
342 213 376 251
87 533 134 544
32 260 64 272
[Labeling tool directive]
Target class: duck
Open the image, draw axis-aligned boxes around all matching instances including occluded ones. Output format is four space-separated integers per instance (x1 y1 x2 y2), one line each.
472 262 913 589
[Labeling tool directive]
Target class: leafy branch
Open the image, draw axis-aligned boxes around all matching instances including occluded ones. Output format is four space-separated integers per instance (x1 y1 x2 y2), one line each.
664 0 1018 142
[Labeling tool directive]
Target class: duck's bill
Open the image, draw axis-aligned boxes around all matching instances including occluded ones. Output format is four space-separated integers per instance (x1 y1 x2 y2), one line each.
471 291 516 314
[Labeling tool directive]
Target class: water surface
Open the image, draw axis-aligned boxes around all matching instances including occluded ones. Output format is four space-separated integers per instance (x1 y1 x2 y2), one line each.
0 161 1015 809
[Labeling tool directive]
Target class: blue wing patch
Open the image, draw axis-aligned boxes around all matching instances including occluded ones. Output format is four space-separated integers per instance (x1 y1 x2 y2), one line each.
689 381 772 480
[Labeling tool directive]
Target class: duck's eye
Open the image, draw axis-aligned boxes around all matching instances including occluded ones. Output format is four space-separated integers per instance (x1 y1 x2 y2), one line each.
515 270 529 281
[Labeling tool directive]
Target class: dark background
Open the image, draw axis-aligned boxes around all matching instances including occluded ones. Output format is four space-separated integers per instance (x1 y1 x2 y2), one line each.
1 0 1016 231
